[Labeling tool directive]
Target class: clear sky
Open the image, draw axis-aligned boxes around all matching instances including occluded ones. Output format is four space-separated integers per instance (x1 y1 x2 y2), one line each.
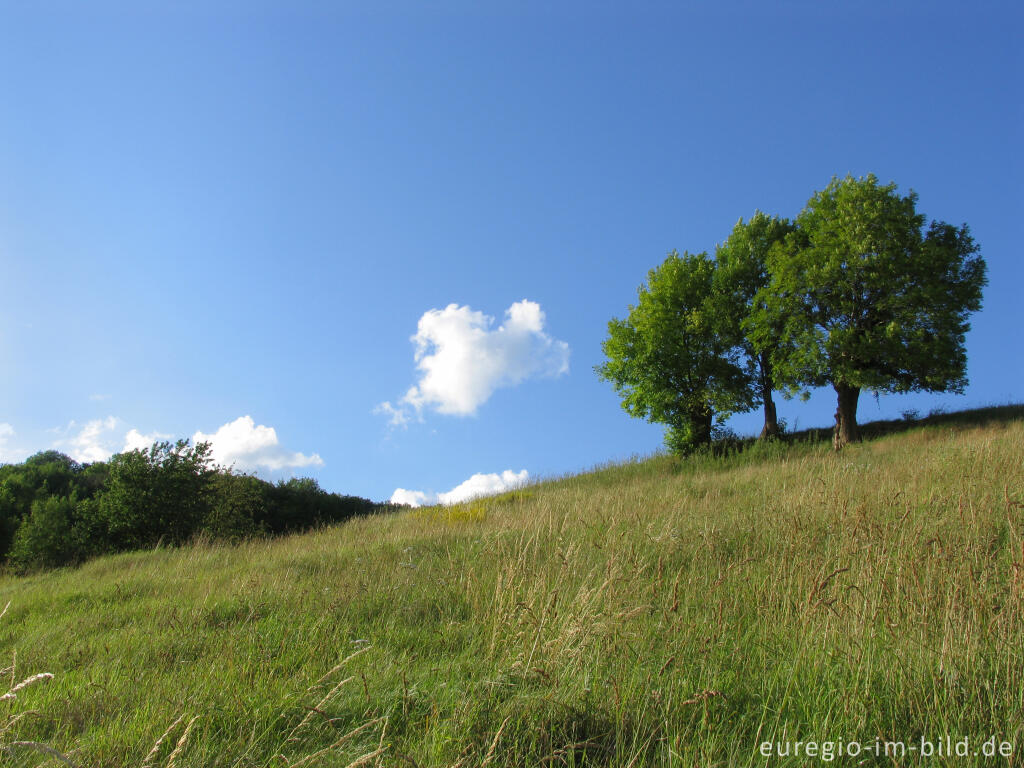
2 1 1021 503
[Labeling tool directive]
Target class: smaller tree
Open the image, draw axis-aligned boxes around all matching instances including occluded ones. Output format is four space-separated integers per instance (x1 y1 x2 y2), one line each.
205 472 266 542
7 496 78 572
596 250 753 454
713 211 795 438
749 174 987 449
99 439 216 549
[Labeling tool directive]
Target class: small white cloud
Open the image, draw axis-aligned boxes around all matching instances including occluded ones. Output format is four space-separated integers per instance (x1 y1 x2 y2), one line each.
51 416 122 463
89 393 111 401
193 416 324 473
389 468 529 507
52 419 172 463
0 423 28 464
378 299 569 423
123 428 173 453
389 488 433 507
438 469 529 504
48 415 322 473
373 401 410 428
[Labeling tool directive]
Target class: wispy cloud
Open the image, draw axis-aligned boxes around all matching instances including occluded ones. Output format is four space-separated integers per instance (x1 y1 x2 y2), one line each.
373 401 410 429
390 468 529 507
52 417 178 460
0 423 28 464
51 416 122 463
378 299 569 425
193 415 323 473
52 418 179 463
52 417 169 462
46 415 322 475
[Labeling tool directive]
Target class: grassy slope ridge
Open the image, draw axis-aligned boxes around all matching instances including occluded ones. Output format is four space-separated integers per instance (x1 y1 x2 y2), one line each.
1 407 1023 767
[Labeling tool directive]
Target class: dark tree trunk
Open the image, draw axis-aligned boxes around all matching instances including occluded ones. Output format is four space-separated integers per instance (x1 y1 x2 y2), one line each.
832 383 861 450
691 406 714 447
758 352 780 439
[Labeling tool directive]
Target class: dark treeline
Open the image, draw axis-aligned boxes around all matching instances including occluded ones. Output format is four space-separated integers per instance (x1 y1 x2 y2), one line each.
0 440 380 574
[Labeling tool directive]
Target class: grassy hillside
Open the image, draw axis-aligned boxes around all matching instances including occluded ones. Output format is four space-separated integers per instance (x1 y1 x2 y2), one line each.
1 407 1023 767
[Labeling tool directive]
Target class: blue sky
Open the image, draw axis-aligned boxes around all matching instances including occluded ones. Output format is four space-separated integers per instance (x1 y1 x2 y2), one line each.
2 1 1021 503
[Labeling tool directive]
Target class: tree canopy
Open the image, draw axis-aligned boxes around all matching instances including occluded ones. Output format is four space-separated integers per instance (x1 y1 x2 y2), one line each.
0 442 381 573
599 174 987 454
748 174 986 448
596 250 753 454
713 212 795 438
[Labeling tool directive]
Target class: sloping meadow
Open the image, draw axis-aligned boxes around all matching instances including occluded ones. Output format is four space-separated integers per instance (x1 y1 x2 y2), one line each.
1 411 1022 766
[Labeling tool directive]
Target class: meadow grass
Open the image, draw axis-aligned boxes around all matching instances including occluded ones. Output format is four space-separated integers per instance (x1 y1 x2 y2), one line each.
0 407 1022 766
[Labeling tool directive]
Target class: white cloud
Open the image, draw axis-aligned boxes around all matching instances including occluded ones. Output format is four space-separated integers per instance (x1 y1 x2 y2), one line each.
373 401 409 428
46 415 322 474
51 416 122 463
389 468 529 507
438 469 530 504
51 418 170 463
52 419 172 463
193 415 324 473
389 488 433 507
123 428 173 453
379 299 569 423
0 423 28 464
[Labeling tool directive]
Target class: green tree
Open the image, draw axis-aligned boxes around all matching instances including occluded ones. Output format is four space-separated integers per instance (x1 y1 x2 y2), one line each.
99 439 216 549
749 174 987 449
205 472 266 542
0 451 107 562
596 250 753 454
0 476 26 559
713 211 796 438
8 495 78 572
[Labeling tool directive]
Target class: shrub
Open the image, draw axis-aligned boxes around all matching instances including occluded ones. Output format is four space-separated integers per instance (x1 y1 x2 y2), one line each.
7 496 78 572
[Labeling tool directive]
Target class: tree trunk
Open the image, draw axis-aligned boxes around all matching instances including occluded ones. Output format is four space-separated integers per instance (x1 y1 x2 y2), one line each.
759 397 779 439
758 352 780 439
832 383 861 450
691 407 714 447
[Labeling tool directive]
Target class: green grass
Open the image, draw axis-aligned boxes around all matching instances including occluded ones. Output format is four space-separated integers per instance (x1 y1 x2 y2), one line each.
2 406 1023 766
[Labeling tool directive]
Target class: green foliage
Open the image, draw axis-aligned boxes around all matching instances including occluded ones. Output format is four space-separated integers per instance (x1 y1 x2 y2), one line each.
713 211 795 437
602 174 986 451
262 476 376 534
0 482 22 558
0 452 107 568
596 250 753 454
205 472 267 542
713 212 795 332
749 174 986 399
99 440 216 550
7 495 79 572
0 441 379 573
